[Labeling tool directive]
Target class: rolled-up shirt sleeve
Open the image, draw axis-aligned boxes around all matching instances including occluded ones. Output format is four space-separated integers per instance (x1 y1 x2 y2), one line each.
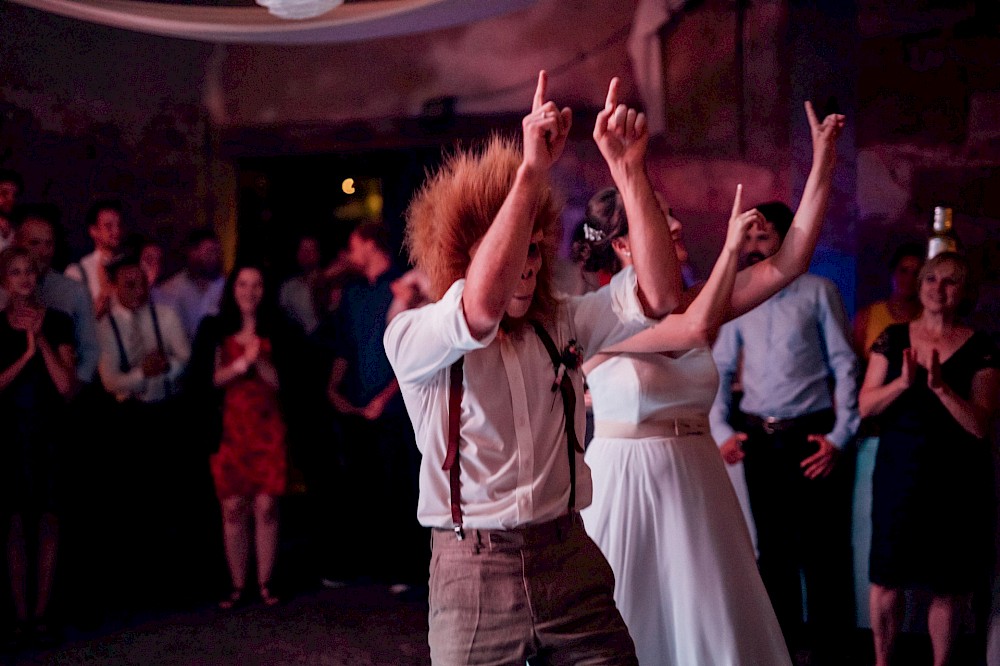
384 279 498 386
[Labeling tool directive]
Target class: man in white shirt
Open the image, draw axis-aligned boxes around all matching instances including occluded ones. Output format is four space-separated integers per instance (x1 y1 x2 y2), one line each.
65 199 123 319
97 259 189 404
384 73 683 665
96 253 192 608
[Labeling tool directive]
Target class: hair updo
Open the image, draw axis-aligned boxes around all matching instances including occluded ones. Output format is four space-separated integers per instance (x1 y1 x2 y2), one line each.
579 187 628 274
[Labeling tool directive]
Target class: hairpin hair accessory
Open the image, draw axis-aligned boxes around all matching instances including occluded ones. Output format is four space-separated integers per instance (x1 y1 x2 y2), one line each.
582 223 605 243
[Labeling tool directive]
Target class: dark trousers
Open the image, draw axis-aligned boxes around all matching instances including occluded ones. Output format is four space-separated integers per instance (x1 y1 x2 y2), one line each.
741 408 855 656
98 398 216 610
337 413 426 585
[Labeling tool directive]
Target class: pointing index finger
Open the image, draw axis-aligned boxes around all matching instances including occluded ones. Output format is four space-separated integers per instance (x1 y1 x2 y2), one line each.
730 183 743 219
605 77 620 110
533 70 548 112
804 100 819 130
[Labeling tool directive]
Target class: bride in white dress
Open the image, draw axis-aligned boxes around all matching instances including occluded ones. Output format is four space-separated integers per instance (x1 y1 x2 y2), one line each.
580 102 845 665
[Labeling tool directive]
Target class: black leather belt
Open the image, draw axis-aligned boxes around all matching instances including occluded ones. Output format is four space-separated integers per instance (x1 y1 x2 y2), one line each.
744 413 806 435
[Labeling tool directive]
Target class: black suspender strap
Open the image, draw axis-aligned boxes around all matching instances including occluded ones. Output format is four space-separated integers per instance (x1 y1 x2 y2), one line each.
443 358 465 539
107 304 173 394
107 314 131 373
443 323 581 541
147 301 173 396
148 301 166 355
528 320 584 513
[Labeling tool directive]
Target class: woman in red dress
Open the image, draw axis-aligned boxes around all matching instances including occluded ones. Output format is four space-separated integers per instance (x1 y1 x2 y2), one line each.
208 265 287 608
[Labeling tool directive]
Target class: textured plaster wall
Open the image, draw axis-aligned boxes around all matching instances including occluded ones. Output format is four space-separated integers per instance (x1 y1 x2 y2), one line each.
1 0 997 311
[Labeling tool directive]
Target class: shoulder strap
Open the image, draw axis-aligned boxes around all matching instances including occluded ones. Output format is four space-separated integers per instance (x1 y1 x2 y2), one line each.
443 358 465 539
148 301 173 396
107 314 131 373
528 320 584 510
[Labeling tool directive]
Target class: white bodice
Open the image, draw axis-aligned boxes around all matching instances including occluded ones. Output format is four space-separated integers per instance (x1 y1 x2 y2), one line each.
587 348 719 424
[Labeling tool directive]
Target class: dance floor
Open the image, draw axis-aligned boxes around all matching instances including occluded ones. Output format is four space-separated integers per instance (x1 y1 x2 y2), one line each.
8 584 431 665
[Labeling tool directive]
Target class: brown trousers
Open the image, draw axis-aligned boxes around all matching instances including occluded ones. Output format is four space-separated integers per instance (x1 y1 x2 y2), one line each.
428 512 637 666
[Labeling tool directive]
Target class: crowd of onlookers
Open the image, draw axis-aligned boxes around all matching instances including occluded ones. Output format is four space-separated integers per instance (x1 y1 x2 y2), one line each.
0 166 428 651
0 158 998 666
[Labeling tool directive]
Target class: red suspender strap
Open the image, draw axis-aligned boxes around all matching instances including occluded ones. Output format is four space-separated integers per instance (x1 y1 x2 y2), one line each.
443 358 465 540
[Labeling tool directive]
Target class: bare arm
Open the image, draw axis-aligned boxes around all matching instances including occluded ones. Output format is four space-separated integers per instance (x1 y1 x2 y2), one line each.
213 345 251 388
929 351 997 439
327 356 360 416
462 71 572 339
858 351 910 418
594 78 681 317
726 102 846 319
38 337 77 397
361 378 401 420
0 332 35 391
253 351 280 389
604 185 762 354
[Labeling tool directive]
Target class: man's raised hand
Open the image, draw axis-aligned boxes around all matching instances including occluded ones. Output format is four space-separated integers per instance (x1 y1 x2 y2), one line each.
522 70 572 172
594 77 649 179
805 100 845 165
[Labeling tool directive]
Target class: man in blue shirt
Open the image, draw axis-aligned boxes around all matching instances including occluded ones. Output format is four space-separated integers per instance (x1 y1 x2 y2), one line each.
323 221 421 593
710 201 859 665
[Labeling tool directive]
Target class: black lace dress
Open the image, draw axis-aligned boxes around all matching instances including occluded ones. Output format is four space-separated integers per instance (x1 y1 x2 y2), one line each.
869 323 999 594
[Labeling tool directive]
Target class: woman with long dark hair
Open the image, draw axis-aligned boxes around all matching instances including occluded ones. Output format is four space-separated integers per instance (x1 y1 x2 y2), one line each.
197 264 288 608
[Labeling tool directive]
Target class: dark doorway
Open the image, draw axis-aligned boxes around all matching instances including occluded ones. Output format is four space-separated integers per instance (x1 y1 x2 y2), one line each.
236 146 443 280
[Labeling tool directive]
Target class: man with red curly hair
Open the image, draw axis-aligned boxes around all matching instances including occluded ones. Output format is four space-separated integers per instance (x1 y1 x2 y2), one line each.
384 71 683 665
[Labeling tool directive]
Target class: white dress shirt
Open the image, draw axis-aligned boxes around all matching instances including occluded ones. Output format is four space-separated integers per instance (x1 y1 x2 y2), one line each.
97 300 190 403
153 270 225 341
384 267 656 530
65 251 106 301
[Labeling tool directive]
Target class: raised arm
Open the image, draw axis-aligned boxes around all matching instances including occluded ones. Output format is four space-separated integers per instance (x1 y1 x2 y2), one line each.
462 70 571 339
605 185 762 354
594 78 681 317
725 101 845 319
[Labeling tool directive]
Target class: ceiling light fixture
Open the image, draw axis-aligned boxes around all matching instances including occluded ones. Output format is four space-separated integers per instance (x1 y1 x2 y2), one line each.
255 0 343 20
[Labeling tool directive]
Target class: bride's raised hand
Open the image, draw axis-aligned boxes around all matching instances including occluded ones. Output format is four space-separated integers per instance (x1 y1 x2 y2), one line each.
724 184 763 254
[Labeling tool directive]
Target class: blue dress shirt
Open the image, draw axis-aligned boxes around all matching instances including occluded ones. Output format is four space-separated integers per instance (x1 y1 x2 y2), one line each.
38 270 99 383
709 273 860 449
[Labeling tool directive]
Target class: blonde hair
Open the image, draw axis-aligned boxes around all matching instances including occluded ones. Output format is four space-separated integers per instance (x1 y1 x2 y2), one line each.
919 251 975 315
404 135 561 324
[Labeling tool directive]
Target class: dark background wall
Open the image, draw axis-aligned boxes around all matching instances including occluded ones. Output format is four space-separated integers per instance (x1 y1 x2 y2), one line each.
1 0 998 313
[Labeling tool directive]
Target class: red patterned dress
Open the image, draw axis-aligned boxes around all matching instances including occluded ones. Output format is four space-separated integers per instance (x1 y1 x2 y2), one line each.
210 336 287 499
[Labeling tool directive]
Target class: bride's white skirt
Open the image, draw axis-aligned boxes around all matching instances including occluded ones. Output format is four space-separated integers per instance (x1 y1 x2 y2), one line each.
582 432 791 666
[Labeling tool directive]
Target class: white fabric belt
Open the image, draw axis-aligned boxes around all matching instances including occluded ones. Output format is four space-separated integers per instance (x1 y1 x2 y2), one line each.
593 416 710 440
